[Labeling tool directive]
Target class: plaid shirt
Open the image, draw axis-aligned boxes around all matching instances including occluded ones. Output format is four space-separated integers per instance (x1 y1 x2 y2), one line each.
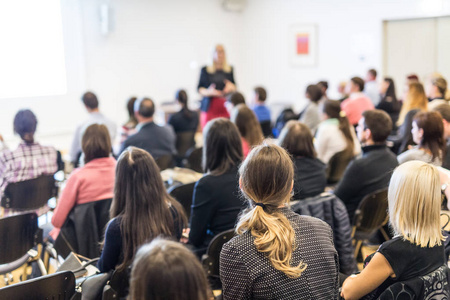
0 142 58 195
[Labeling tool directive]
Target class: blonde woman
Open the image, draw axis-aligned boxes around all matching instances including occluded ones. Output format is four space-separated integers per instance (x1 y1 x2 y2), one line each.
220 143 339 299
341 161 446 299
230 104 264 157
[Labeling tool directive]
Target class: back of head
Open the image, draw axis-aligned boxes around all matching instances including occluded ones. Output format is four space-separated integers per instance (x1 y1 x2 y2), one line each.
323 100 355 152
230 104 264 147
432 77 448 99
361 110 392 143
433 104 450 122
278 120 316 158
388 161 444 247
129 239 210 300
406 82 428 109
134 97 155 118
202 118 243 175
82 124 111 164
237 143 306 278
406 74 419 83
254 86 267 102
413 111 445 160
228 92 246 106
383 77 398 102
127 97 138 120
368 69 377 79
82 91 99 110
317 81 328 91
14 109 37 144
176 89 188 107
306 84 323 103
351 77 365 92
110 147 182 272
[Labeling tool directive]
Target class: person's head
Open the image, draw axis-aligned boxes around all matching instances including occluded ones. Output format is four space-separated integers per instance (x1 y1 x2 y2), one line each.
109 147 185 272
81 124 111 164
253 86 267 104
388 161 444 247
317 81 328 96
206 44 231 73
226 91 246 114
13 109 37 144
406 74 419 84
349 77 365 93
134 97 155 123
338 81 348 96
305 84 323 103
380 77 397 101
175 89 188 108
213 44 226 65
357 110 392 145
129 239 210 300
202 118 243 175
322 100 355 152
432 104 450 138
366 69 377 82
82 91 99 112
230 104 264 148
412 111 445 161
126 97 138 125
236 143 306 278
278 121 316 158
429 77 448 99
398 82 428 126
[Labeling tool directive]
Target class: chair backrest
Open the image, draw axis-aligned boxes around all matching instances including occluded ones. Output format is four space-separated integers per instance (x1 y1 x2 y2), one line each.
155 154 174 171
326 149 354 184
202 229 235 278
1 175 57 210
353 189 389 241
0 213 40 264
0 271 76 300
175 131 196 158
260 120 272 138
168 182 195 220
186 147 203 173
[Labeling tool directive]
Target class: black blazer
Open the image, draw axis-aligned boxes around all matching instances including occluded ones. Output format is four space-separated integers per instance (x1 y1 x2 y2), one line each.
293 157 327 199
120 122 176 159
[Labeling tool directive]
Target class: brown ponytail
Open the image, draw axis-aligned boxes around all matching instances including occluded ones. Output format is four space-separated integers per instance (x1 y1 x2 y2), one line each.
323 100 354 153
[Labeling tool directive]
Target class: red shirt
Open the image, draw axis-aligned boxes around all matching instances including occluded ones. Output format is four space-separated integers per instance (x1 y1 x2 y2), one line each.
341 93 374 125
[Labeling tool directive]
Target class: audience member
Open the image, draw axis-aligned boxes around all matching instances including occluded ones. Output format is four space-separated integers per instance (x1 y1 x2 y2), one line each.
432 104 450 169
317 80 329 102
220 143 339 299
334 110 398 222
226 91 246 115
278 121 326 199
395 82 428 154
341 77 375 126
230 104 264 157
376 77 401 128
252 86 272 137
428 77 448 110
98 147 185 273
188 118 245 254
120 97 138 143
299 84 322 134
364 69 380 106
338 81 349 102
315 100 361 164
198 44 236 128
397 111 445 166
406 74 419 84
168 89 199 133
129 239 211 300
70 91 117 165
120 97 176 160
341 161 445 299
50 124 116 239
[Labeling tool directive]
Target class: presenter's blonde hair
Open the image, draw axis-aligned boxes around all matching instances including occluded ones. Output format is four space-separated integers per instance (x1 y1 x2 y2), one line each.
206 44 231 73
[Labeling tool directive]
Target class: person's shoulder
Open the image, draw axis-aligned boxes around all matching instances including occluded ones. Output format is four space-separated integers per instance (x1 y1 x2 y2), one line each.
105 217 121 234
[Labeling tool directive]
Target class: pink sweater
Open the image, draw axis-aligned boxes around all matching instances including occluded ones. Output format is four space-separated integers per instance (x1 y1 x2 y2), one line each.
51 157 116 238
341 94 374 125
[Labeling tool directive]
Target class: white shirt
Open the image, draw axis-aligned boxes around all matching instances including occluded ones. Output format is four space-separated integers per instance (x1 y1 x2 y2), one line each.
364 81 380 106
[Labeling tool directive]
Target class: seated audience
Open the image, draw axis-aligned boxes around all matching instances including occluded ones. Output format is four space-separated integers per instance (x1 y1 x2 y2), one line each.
299 84 322 134
120 96 138 143
364 69 380 106
225 91 246 115
51 124 116 239
334 110 398 222
220 143 339 299
315 100 360 164
129 239 211 300
70 91 117 166
0 110 59 214
341 161 446 299
278 121 326 199
317 80 329 102
98 147 185 273
168 89 199 133
397 111 445 166
432 104 450 169
341 77 374 126
120 97 176 160
188 118 245 253
376 77 401 128
252 86 272 137
395 82 428 154
230 104 264 157
428 76 448 110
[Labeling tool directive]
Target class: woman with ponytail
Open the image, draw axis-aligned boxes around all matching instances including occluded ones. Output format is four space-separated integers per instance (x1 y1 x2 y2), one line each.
315 100 361 164
220 143 339 300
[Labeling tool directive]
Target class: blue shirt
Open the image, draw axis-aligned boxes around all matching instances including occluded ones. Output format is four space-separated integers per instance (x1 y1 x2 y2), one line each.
252 105 271 122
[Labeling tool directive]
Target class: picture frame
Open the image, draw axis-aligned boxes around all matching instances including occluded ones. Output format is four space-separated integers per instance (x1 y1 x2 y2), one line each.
289 24 317 66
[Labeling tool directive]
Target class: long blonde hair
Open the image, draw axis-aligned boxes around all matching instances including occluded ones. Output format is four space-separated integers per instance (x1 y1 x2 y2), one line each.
206 44 231 73
397 82 428 125
388 161 445 247
236 143 307 278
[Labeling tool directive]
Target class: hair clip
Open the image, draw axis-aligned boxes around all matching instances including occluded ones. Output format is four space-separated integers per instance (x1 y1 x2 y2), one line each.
339 111 346 117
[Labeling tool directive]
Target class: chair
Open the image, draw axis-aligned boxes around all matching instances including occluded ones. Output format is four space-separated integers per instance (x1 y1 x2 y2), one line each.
0 271 77 300
155 154 174 171
168 182 195 220
260 120 272 137
185 147 203 173
352 189 389 258
175 131 196 158
103 268 130 300
326 149 354 184
54 198 112 259
1 175 57 212
201 229 236 290
0 213 46 283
